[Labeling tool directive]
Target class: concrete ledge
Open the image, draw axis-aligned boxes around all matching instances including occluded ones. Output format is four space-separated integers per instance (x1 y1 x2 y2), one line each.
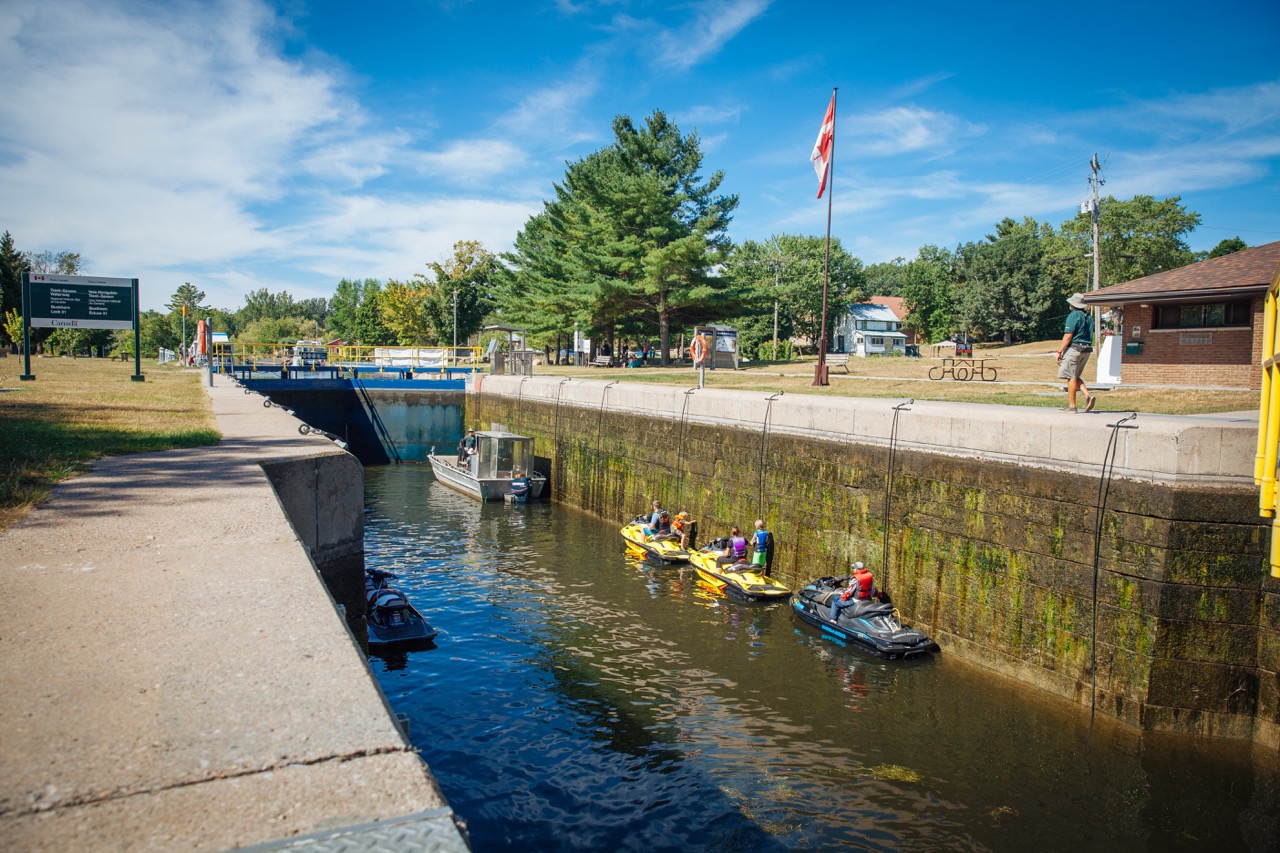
0 377 464 851
477 374 1257 486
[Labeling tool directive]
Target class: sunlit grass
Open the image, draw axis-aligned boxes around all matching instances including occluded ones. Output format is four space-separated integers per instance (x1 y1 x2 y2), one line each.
0 356 219 530
538 343 1257 416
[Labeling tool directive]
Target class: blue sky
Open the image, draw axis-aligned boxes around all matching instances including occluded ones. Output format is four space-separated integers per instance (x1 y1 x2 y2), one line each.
3 0 1278 311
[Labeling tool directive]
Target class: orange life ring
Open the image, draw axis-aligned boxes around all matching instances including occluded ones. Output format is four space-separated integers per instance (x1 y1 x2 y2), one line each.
690 334 707 364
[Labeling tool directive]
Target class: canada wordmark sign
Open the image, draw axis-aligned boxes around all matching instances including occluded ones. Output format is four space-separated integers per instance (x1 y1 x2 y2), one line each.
26 274 135 330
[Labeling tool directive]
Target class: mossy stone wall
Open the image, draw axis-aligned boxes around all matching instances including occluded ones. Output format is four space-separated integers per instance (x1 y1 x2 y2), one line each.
473 390 1279 747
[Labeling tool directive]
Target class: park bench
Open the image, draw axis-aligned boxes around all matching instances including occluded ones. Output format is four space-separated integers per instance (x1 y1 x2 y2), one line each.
592 355 613 367
825 353 850 373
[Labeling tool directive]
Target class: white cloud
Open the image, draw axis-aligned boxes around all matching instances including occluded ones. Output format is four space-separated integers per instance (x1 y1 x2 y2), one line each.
675 103 744 127
654 0 771 72
1109 80 1280 137
845 106 986 159
498 76 601 147
288 194 541 279
414 140 531 184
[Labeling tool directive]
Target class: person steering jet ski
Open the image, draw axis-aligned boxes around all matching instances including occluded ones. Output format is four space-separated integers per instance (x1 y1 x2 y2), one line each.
719 526 749 564
830 562 880 621
644 500 672 540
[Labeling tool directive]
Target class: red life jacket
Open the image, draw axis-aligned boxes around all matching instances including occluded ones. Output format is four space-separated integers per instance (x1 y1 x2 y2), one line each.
853 568 875 599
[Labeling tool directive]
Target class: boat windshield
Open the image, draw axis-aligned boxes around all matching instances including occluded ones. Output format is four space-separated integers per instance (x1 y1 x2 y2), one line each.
476 435 532 479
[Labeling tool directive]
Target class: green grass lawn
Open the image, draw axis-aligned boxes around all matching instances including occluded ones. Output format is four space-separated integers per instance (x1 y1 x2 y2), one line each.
0 356 219 531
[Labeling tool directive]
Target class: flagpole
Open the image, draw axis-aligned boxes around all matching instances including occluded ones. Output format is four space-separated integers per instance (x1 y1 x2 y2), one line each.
813 86 836 387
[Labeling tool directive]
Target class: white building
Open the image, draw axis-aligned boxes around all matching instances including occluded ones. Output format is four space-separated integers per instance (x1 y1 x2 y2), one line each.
833 304 907 356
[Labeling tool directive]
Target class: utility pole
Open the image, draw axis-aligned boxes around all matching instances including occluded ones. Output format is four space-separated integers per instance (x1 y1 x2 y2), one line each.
1088 153 1103 337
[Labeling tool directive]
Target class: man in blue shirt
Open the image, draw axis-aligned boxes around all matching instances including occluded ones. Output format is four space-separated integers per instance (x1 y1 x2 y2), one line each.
1055 292 1096 413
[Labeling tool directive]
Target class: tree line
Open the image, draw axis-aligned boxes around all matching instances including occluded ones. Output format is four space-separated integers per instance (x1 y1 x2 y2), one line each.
2 110 1249 361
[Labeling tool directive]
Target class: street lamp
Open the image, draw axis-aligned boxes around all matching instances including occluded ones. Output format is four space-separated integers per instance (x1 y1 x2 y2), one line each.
452 289 458 350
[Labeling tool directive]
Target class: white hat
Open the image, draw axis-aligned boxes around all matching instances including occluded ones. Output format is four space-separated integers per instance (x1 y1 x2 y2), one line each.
853 561 864 570
1067 292 1087 309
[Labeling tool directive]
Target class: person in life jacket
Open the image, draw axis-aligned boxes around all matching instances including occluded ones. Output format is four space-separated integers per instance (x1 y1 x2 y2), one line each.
830 561 873 621
644 500 672 539
852 563 877 600
750 519 774 570
673 511 695 549
720 525 749 564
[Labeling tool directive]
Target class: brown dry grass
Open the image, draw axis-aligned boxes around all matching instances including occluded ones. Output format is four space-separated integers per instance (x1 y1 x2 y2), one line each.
538 341 1258 416
0 356 219 531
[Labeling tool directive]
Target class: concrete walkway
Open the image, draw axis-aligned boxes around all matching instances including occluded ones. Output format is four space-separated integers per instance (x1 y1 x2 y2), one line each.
0 376 465 851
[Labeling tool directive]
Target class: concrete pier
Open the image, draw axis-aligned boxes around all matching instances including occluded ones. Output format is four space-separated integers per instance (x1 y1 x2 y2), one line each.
0 377 467 851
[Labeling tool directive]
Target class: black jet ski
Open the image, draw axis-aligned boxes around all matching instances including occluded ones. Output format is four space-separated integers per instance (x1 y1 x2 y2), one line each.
791 576 938 659
365 569 438 646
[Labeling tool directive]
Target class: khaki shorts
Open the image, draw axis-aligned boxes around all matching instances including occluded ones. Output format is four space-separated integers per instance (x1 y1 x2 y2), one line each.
1057 347 1090 381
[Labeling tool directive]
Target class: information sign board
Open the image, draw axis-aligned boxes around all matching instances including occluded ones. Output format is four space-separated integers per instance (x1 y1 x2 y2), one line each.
26 274 134 330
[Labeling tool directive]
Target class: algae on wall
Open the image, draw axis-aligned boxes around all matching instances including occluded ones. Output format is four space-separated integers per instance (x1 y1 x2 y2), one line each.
470 390 1273 744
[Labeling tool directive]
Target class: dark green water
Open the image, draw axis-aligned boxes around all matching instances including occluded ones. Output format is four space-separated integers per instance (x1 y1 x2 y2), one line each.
363 465 1278 852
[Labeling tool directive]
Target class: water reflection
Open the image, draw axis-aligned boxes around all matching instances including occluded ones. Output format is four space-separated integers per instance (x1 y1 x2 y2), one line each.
363 464 1277 853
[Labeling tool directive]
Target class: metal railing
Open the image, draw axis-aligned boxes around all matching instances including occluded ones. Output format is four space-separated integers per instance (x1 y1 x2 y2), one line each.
205 342 484 376
1256 266 1280 577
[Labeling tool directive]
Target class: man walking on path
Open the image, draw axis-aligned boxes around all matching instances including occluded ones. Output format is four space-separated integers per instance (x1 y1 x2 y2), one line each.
1056 292 1096 413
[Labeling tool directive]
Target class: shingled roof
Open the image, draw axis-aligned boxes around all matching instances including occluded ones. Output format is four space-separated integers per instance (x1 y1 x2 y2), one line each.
1082 240 1280 306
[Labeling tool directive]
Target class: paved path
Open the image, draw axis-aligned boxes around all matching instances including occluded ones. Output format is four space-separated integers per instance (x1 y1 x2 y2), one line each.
0 377 464 851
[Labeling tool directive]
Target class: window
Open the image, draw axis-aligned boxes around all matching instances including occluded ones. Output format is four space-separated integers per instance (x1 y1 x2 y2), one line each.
1153 300 1251 329
870 337 885 346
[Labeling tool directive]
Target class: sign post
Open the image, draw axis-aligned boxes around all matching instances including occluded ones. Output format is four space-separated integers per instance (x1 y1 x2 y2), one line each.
20 273 143 381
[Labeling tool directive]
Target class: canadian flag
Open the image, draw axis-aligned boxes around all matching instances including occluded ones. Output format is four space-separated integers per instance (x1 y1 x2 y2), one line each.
810 92 836 198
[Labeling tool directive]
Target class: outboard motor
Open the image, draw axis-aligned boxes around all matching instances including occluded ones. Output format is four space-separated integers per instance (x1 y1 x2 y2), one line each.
510 475 531 503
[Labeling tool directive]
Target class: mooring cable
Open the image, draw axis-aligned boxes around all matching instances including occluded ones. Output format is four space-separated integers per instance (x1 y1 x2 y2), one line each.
758 392 784 517
1090 411 1139 726
881 400 913 583
675 387 698 509
516 375 530 432
553 378 571 495
595 381 618 514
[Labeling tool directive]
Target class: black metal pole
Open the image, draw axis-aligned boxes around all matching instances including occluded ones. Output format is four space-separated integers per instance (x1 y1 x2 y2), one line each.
20 272 34 380
130 278 144 382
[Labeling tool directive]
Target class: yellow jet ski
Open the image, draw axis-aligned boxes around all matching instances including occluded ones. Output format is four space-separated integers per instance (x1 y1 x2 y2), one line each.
620 516 690 564
689 538 790 602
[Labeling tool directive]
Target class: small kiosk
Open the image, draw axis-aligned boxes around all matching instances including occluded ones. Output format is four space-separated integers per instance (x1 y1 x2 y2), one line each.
691 325 739 370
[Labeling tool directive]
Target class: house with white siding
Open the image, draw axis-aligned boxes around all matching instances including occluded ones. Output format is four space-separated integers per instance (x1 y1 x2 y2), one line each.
833 303 908 356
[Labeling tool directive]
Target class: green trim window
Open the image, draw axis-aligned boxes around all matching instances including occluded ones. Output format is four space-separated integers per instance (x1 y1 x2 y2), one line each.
1154 300 1251 329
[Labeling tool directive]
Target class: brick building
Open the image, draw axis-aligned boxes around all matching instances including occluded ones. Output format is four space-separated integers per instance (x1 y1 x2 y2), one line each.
1082 241 1279 389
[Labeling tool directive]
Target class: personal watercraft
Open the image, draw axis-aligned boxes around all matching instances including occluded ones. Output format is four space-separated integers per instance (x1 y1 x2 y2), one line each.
365 569 438 646
620 517 690 564
688 538 790 602
791 576 938 659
